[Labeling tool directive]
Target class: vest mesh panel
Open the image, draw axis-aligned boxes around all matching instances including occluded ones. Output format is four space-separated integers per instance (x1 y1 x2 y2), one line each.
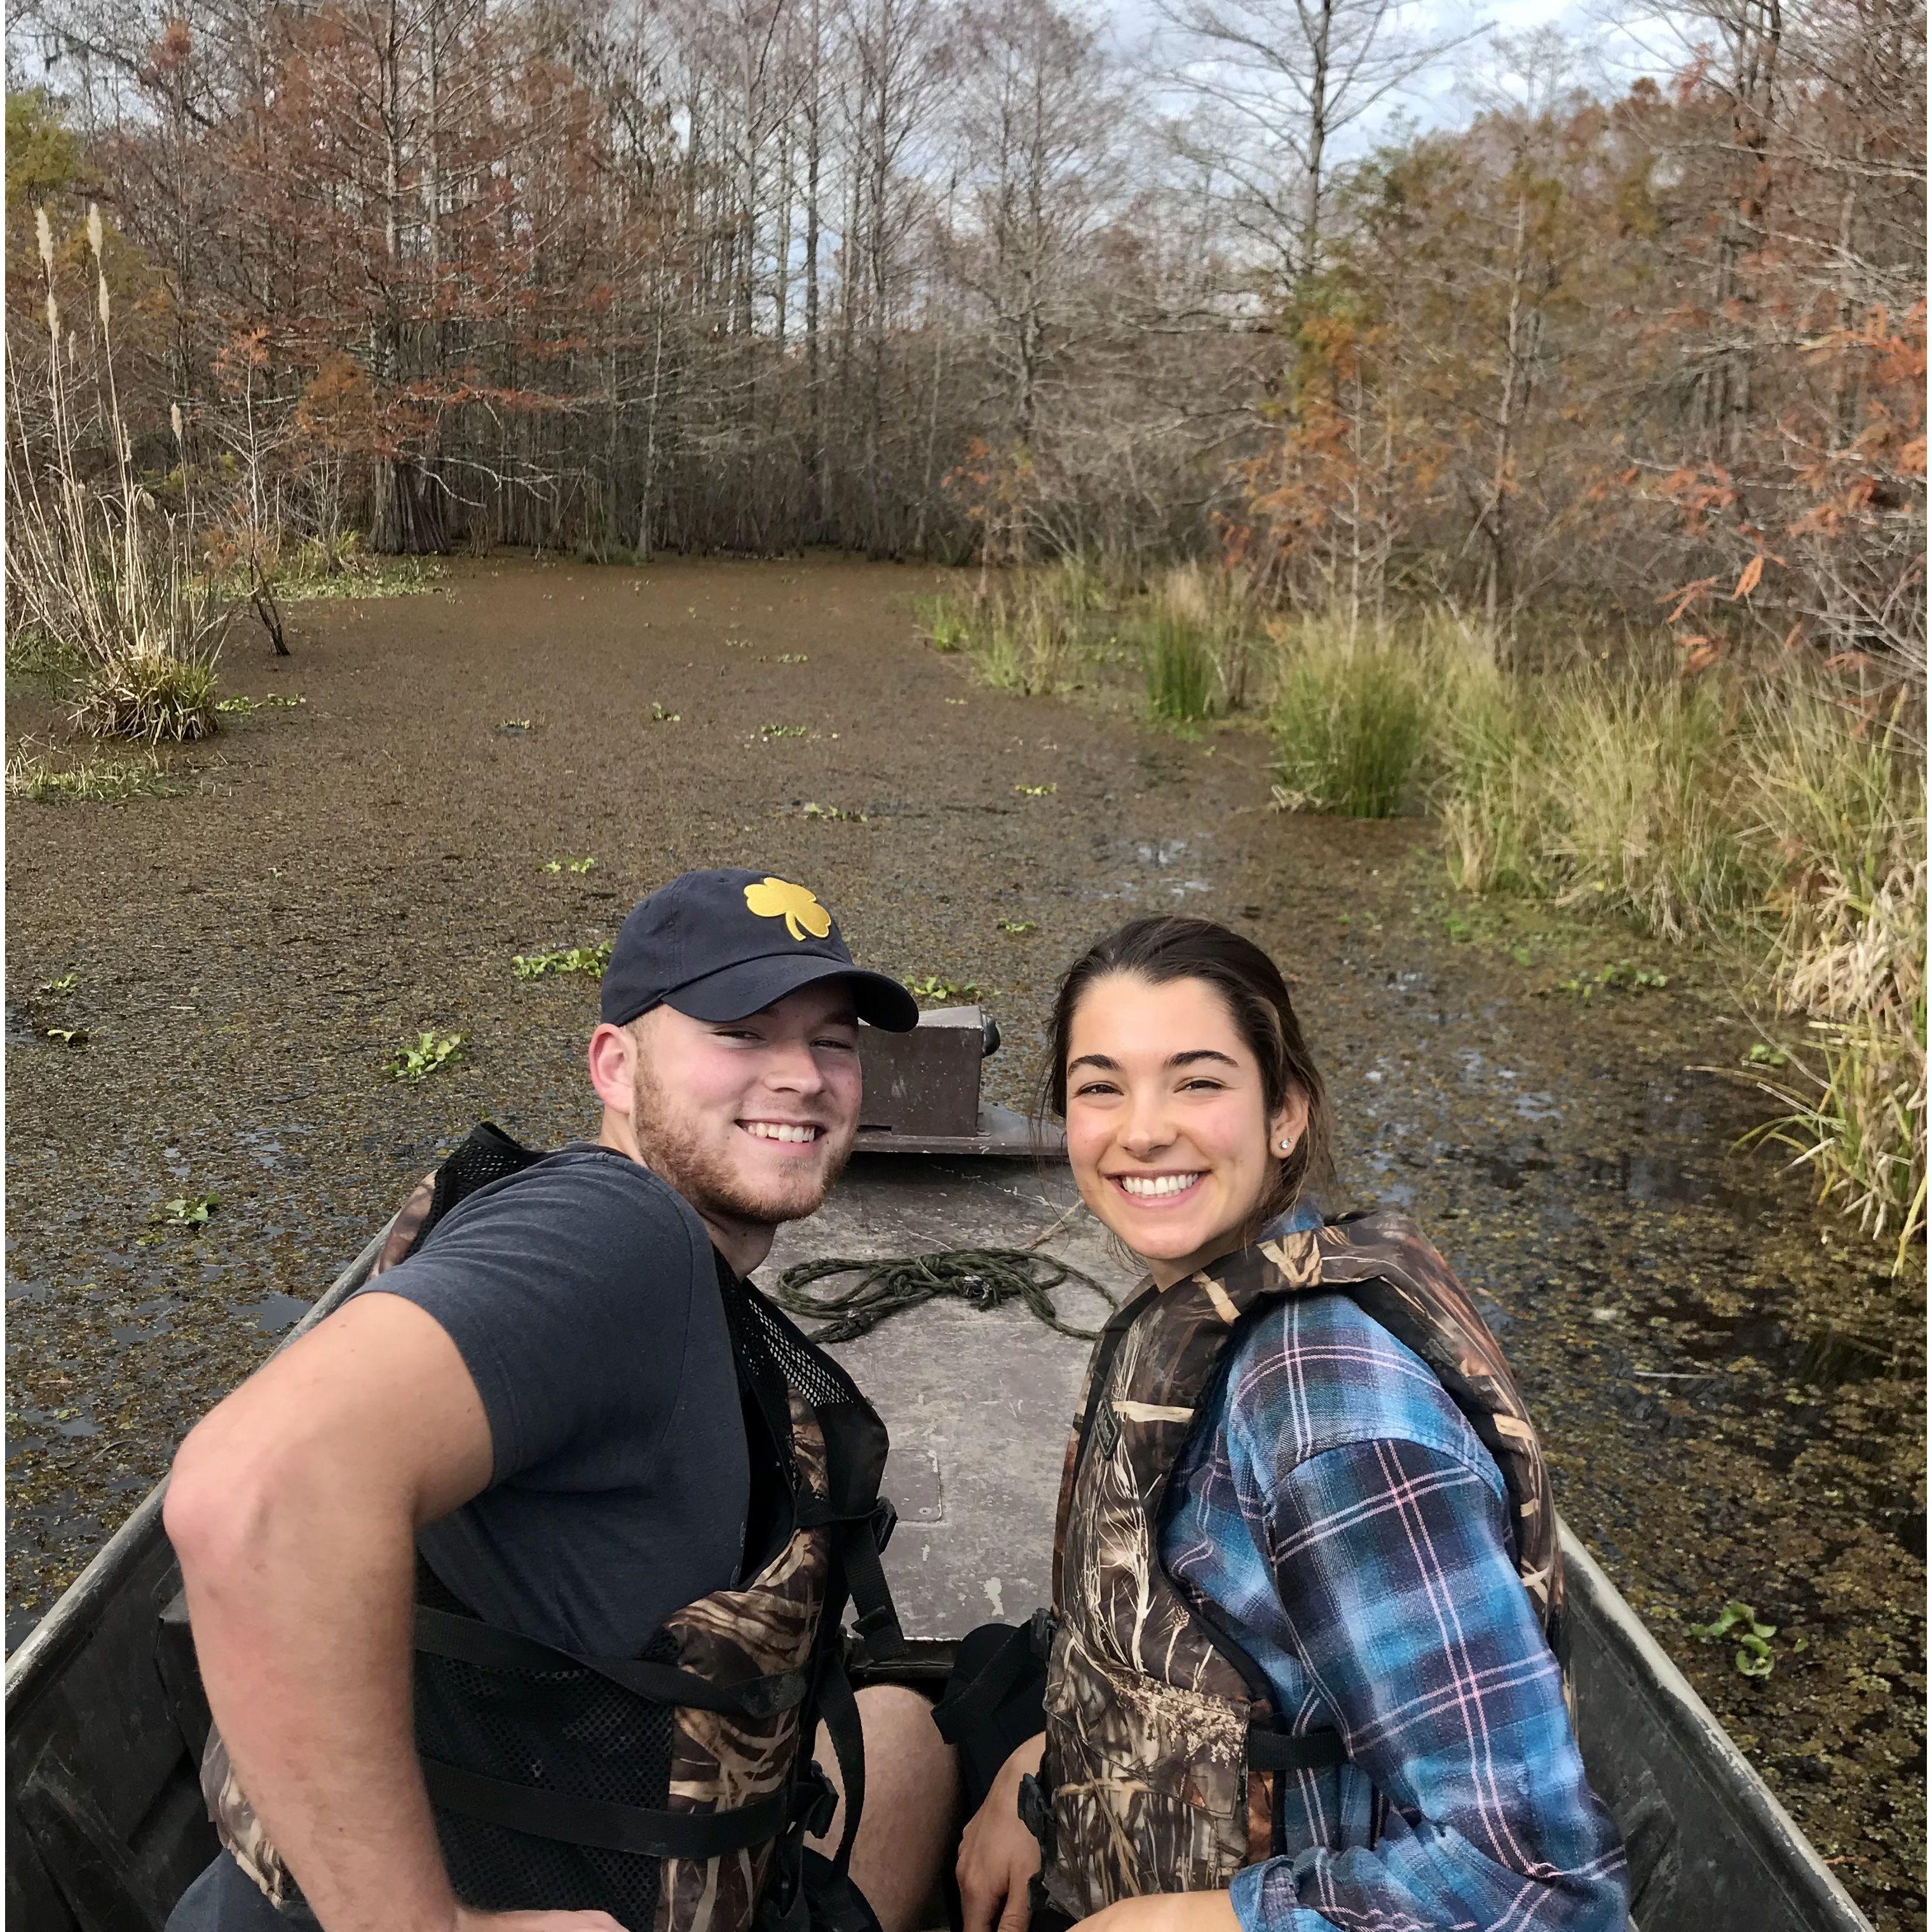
414 1561 677 1928
429 1127 539 1216
732 1288 859 1413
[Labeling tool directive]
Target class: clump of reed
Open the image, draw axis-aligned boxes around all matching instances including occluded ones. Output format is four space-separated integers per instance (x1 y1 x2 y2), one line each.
914 592 972 653
986 590 1076 695
1436 656 1923 1258
916 554 1269 719
1436 666 1753 937
1744 862 1925 1269
1032 552 1120 615
1266 611 1453 816
1144 611 1215 722
916 580 1079 695
1738 697 1926 1263
1147 561 1263 714
6 203 230 744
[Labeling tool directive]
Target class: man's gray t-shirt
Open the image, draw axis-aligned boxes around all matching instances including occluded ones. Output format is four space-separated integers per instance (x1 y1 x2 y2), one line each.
370 1142 751 1654
167 1142 751 1928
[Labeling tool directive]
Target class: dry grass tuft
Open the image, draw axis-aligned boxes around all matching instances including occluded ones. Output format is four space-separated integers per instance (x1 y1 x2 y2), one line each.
6 200 231 744
1435 658 1924 1260
927 580 1082 695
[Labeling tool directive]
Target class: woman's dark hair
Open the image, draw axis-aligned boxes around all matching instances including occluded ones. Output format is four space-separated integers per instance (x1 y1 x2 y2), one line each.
1038 915 1335 1225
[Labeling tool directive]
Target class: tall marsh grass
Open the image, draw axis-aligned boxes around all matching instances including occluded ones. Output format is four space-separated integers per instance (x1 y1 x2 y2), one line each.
1744 700 1926 1263
1438 670 1755 937
1269 620 1436 816
1148 561 1262 713
918 555 1270 721
1265 610 1924 1260
1742 884 1926 1273
1144 613 1214 722
5 203 229 743
916 581 1080 695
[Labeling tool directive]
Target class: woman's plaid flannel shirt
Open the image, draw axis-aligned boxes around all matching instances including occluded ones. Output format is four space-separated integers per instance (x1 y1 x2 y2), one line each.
1159 1273 1629 1932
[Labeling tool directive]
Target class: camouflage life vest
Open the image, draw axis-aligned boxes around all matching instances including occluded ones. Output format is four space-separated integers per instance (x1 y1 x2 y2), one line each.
198 1125 902 1932
1030 1208 1567 1921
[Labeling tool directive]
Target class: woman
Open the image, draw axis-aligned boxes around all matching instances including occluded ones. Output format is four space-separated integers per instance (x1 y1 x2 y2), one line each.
947 915 1627 1932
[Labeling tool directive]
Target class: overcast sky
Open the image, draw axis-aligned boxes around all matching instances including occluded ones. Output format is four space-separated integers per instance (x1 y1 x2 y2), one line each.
1103 0 1702 161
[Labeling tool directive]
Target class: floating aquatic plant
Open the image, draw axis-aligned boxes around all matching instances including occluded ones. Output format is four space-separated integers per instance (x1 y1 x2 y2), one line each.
387 1031 465 1081
908 976 977 1002
512 942 613 979
1687 1600 1781 1679
151 1192 218 1228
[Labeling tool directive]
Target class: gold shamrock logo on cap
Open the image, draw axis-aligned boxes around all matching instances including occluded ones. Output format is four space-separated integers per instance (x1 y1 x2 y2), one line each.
744 876 833 942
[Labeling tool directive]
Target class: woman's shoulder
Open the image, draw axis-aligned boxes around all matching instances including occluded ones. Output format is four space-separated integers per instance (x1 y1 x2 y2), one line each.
1222 1289 1504 1493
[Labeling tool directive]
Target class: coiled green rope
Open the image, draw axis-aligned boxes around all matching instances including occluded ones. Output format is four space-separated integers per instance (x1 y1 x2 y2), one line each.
772 1246 1120 1344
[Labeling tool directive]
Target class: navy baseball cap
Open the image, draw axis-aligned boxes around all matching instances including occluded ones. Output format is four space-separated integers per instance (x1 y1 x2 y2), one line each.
600 868 919 1032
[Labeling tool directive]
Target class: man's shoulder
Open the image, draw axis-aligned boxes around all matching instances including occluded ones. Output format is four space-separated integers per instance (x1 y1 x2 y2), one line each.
1224 1289 1497 1485
357 1143 718 1334
423 1142 711 1259
349 1144 723 1474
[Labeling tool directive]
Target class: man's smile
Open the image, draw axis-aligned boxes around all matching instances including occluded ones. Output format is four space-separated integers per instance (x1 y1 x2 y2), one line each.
739 1119 826 1146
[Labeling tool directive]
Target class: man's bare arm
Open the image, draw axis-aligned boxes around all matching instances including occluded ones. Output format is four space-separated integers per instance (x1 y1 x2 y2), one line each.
164 1291 618 1932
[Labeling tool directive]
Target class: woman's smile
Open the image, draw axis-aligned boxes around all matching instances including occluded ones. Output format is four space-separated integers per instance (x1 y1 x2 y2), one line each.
1108 1169 1206 1204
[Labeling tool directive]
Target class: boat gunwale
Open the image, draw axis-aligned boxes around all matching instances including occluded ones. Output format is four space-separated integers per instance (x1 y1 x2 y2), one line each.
1559 1525 1872 1932
5 1221 393 1711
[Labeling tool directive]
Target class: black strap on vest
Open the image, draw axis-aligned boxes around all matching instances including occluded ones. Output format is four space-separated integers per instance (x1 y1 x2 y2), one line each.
1245 1728 1347 1773
842 1524 905 1659
803 1495 906 1661
421 1758 789 1858
1066 1285 1160 1497
413 1605 810 1719
815 1649 866 1874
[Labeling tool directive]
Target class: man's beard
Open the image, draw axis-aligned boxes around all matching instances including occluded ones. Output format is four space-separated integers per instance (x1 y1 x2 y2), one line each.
630 1061 851 1230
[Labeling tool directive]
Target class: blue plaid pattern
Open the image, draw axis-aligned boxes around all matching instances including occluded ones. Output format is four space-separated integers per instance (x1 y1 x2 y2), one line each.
1159 1284 1628 1932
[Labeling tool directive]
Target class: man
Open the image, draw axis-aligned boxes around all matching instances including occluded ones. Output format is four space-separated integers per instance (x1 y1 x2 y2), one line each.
165 867 958 1932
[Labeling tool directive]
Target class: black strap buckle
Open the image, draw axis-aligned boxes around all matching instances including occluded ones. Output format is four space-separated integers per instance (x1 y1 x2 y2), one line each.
1026 1605 1057 1663
840 1506 907 1661
1016 1771 1054 1857
800 1759 840 1841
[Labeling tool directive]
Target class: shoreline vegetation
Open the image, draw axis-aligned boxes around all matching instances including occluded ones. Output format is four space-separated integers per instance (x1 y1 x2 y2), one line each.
917 563 1927 1268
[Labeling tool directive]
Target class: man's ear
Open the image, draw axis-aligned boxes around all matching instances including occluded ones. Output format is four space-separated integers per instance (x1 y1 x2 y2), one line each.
1269 1086 1310 1159
588 1017 643 1116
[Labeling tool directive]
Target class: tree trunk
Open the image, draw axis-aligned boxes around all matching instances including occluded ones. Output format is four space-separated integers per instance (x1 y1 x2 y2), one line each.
805 0 824 527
